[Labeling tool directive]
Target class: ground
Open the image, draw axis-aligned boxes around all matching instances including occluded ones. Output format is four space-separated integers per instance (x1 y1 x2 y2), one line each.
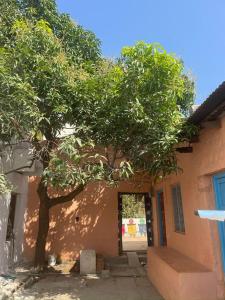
14 274 163 300
12 252 164 300
123 236 147 251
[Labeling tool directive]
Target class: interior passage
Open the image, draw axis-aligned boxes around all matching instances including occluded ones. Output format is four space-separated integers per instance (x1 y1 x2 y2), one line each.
122 194 148 252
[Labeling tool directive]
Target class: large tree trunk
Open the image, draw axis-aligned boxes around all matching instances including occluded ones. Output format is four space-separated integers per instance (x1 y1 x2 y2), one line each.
34 178 84 269
34 179 50 269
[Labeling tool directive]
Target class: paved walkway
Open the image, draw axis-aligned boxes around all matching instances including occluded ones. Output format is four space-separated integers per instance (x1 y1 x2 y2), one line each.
123 237 148 251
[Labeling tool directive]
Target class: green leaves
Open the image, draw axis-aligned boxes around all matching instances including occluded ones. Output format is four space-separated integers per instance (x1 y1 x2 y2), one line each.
122 194 145 218
83 42 195 178
0 173 12 195
17 0 101 64
0 16 87 141
0 0 195 190
43 136 105 188
119 161 134 179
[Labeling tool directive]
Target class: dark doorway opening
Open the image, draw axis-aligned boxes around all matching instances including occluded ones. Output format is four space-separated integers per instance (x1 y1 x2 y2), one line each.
118 193 153 254
157 190 167 246
6 193 18 267
6 193 17 241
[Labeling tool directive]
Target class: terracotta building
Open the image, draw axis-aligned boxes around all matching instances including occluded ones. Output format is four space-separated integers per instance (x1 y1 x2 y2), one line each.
23 82 225 300
148 82 225 300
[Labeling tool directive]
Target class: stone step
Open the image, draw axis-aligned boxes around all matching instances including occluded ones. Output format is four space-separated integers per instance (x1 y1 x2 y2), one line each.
105 256 128 267
127 252 141 267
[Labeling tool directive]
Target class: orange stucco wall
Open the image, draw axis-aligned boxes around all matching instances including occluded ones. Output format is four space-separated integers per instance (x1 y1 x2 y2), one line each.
147 247 217 300
23 116 225 298
23 177 151 262
149 115 225 299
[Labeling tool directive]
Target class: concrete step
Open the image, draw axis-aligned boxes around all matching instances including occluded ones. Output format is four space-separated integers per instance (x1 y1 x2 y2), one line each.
127 252 141 267
105 256 128 267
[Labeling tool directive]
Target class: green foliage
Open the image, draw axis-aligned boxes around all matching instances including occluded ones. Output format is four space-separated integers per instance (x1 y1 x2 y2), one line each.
122 195 146 218
43 136 134 189
0 173 12 195
0 0 102 192
0 1 195 192
0 6 100 139
0 0 100 64
84 42 195 177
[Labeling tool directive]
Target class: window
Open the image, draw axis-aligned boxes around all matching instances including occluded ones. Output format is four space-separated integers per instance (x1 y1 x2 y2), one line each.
171 184 185 233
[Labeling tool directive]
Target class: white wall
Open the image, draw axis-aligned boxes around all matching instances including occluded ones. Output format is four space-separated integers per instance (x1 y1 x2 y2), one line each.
0 193 11 274
0 144 30 273
10 173 29 264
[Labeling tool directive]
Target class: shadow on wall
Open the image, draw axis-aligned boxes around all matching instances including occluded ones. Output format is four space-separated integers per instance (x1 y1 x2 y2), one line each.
23 177 114 262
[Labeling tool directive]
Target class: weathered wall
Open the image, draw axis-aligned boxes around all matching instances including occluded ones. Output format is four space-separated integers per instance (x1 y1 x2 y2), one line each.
0 142 35 273
23 178 151 262
0 193 11 274
11 173 29 264
0 173 28 274
150 115 225 298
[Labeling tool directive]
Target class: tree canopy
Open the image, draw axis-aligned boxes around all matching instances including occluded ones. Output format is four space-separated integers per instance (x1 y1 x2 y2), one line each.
122 194 146 219
0 0 195 184
0 0 195 267
83 42 195 177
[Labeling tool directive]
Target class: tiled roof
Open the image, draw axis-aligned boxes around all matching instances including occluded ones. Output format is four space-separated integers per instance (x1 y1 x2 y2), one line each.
188 81 225 125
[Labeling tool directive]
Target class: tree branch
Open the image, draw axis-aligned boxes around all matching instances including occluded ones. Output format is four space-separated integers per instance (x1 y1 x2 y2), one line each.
4 157 36 175
111 147 118 168
49 184 84 208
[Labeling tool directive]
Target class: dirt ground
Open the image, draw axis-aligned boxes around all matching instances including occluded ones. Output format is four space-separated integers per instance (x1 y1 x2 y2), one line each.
13 252 163 300
14 274 163 300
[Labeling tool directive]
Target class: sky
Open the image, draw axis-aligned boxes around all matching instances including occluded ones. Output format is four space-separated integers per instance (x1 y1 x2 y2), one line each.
56 0 225 104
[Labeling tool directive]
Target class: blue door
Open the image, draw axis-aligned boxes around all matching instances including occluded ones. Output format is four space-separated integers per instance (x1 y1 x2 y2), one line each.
213 172 225 272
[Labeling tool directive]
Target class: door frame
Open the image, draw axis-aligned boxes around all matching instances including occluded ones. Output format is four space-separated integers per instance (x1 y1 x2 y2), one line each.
213 172 225 272
118 192 153 254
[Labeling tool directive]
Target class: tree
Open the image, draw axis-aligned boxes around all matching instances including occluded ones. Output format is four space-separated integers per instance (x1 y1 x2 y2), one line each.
0 1 195 269
84 42 195 176
122 195 145 219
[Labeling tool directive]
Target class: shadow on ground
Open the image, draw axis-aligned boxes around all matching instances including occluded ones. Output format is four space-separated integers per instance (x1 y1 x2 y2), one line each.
14 274 164 300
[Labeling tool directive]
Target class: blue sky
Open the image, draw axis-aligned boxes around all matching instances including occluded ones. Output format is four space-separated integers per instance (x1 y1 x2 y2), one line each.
56 0 225 104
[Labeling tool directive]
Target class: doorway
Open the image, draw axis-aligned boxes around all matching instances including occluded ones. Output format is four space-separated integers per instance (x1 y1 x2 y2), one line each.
6 193 17 266
157 190 167 246
118 193 153 254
